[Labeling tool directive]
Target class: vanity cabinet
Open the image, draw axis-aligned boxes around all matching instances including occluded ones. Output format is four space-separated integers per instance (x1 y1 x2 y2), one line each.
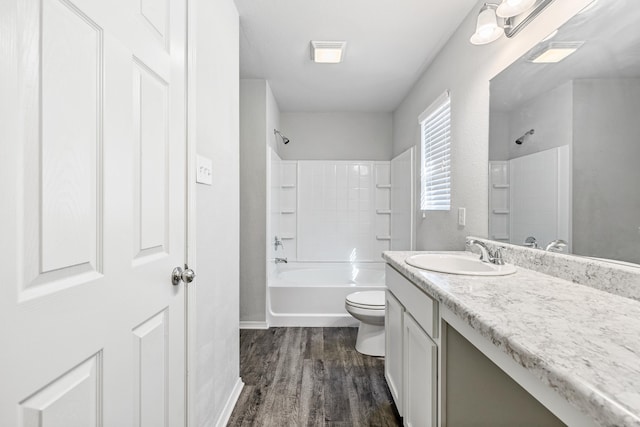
404 312 438 427
385 265 439 426
385 291 404 414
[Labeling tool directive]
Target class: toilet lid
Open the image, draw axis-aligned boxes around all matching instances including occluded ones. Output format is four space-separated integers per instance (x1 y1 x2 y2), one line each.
346 291 385 309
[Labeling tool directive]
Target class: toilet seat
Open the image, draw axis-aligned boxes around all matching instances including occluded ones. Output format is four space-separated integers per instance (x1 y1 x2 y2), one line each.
345 291 385 310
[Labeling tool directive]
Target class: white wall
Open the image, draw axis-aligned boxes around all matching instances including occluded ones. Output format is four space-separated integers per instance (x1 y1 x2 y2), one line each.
280 112 393 160
573 78 640 264
489 111 509 161
266 83 282 155
240 79 267 323
239 79 281 324
392 0 592 251
193 0 241 425
491 81 573 161
508 81 573 159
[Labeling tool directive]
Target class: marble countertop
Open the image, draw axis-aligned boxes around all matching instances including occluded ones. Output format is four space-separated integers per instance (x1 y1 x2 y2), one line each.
383 251 640 427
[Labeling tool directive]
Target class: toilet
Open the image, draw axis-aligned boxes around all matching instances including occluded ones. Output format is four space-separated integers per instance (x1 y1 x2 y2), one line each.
345 290 386 357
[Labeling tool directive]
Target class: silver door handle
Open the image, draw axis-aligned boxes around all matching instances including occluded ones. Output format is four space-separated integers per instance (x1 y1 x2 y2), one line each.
171 265 196 286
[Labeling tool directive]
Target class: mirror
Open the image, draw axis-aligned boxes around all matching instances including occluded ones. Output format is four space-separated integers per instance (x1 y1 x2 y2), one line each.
488 0 640 266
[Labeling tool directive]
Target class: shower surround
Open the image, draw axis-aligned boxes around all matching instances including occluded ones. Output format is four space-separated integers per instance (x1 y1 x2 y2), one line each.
267 151 391 326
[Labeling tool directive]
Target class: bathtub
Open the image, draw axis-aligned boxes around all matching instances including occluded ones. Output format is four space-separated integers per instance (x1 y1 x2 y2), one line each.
268 262 386 327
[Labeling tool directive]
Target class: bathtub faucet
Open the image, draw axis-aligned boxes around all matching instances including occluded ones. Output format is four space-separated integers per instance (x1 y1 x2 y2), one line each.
274 236 285 251
275 257 288 264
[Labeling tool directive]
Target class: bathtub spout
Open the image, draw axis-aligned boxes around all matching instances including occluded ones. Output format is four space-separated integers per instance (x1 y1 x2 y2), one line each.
275 257 288 264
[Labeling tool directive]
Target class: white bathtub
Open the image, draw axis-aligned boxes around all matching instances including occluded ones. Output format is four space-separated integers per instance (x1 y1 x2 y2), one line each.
268 262 386 327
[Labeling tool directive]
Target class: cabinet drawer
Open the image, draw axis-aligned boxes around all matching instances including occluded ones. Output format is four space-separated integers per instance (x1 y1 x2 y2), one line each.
386 264 438 339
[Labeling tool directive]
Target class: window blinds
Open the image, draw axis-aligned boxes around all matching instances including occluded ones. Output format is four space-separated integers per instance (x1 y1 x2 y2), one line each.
419 91 451 211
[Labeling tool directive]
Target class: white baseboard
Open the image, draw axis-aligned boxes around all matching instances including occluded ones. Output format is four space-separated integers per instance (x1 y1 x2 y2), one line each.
268 313 359 327
239 321 269 329
215 377 244 427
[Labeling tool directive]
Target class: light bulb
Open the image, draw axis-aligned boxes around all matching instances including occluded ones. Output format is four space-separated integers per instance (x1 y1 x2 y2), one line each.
470 5 504 45
496 0 536 18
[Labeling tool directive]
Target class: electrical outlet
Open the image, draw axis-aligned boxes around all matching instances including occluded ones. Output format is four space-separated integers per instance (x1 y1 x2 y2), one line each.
458 207 466 226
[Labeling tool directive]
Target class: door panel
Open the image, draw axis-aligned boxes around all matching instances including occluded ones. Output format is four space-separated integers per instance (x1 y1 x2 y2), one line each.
133 58 170 261
133 310 169 427
385 290 404 415
20 353 102 427
404 313 438 427
40 0 102 276
19 0 104 300
1 0 187 425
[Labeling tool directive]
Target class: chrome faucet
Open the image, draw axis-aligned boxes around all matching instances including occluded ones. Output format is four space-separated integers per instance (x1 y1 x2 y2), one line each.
274 236 284 251
545 239 568 252
274 257 288 264
466 238 505 265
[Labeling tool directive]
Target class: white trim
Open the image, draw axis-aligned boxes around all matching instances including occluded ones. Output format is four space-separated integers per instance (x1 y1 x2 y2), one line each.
418 90 450 124
442 306 598 427
214 378 245 427
185 0 198 425
239 321 270 330
268 313 358 327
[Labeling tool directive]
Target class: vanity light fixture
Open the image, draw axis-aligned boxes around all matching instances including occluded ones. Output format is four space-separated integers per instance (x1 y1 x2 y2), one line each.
470 0 555 44
527 41 584 63
310 41 347 64
496 0 536 18
470 3 504 45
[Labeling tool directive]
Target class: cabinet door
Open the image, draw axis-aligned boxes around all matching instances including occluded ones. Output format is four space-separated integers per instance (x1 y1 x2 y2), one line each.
404 312 438 427
385 290 404 414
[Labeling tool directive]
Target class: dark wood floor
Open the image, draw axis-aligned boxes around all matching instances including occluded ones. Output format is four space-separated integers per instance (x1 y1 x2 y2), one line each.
228 327 402 427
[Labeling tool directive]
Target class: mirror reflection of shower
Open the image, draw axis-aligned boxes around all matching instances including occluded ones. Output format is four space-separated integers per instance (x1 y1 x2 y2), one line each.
274 129 290 144
515 129 534 145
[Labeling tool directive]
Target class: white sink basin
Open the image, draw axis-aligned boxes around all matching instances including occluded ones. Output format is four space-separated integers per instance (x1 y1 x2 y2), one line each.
405 253 516 276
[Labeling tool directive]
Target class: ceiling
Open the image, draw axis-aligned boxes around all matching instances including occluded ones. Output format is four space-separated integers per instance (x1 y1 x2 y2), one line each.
491 0 640 111
234 0 478 112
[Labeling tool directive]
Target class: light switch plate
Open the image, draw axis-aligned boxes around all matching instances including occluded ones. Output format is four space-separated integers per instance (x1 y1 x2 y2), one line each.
458 207 466 226
196 155 213 185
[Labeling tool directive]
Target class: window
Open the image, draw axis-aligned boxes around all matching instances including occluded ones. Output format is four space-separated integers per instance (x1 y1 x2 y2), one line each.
419 91 451 211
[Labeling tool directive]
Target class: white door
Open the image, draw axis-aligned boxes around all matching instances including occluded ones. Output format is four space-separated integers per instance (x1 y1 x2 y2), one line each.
0 0 188 425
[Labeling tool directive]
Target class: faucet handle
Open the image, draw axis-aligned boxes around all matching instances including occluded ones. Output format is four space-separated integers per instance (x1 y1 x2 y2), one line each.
545 239 568 252
523 236 538 248
274 236 285 251
491 247 505 265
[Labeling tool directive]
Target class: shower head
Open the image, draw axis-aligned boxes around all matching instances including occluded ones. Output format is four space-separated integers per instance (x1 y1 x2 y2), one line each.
274 129 290 145
515 129 534 145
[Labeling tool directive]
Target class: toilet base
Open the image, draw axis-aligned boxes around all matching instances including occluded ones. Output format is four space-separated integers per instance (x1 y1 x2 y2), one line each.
355 321 385 357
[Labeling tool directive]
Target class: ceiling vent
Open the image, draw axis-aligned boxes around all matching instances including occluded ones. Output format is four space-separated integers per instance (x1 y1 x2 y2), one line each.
310 41 347 64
